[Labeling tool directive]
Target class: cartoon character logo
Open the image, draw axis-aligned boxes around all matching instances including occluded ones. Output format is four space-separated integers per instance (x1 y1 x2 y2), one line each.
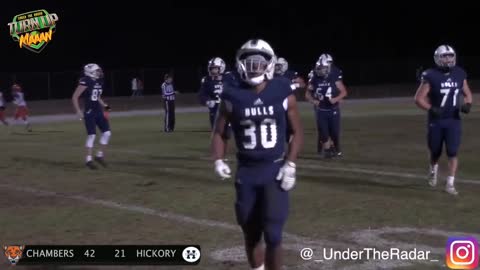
3 245 25 265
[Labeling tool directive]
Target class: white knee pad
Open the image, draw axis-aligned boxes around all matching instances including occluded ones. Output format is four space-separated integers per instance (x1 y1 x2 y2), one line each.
100 131 111 145
86 134 96 148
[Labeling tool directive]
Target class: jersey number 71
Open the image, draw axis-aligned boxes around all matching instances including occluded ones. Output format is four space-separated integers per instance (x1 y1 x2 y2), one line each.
440 88 459 107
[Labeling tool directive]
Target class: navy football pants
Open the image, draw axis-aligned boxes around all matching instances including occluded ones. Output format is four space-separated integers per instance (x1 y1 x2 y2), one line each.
84 110 110 135
427 118 461 160
234 162 289 248
316 109 341 151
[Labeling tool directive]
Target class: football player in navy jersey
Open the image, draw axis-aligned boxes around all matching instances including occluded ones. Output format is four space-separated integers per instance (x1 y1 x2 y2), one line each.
274 57 305 143
414 45 473 195
72 63 112 170
211 39 303 270
305 53 348 158
198 57 228 129
274 57 298 81
198 57 232 156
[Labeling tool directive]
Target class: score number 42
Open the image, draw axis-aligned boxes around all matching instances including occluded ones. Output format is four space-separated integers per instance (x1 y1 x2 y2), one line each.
83 249 126 258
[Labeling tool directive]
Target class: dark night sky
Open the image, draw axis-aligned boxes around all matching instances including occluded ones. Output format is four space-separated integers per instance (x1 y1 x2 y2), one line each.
1 1 479 83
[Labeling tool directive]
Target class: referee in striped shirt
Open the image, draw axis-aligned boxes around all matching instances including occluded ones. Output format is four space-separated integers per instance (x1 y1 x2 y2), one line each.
161 73 176 132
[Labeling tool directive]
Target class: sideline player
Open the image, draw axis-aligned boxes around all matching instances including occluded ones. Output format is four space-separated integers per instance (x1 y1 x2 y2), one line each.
11 83 31 131
0 91 8 126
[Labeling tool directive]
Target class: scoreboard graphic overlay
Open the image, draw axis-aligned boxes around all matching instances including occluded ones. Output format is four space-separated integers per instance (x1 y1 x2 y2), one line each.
3 245 201 265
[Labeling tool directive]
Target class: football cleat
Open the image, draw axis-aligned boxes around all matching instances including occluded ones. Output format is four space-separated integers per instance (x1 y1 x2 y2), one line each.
444 184 458 196
94 156 107 167
323 148 335 159
86 161 98 170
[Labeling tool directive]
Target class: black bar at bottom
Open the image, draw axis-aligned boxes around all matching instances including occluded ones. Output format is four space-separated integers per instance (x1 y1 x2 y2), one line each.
10 245 201 265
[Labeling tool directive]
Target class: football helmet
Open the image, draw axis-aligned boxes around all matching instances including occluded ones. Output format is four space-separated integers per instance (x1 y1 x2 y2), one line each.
315 54 333 77
434 45 456 69
275 57 288 75
84 63 103 80
208 57 226 76
235 39 276 86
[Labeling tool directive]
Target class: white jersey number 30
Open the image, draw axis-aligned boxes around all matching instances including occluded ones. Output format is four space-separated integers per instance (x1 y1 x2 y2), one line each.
240 118 277 149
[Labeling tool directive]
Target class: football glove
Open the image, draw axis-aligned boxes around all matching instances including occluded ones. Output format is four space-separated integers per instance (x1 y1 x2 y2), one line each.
206 100 216 108
276 161 296 191
214 159 231 179
461 103 472 114
429 106 443 118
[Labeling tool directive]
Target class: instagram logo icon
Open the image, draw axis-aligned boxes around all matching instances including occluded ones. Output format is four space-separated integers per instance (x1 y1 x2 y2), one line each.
446 237 479 269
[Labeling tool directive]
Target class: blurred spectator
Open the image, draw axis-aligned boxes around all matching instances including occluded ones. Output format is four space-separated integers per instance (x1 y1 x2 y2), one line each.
131 76 141 97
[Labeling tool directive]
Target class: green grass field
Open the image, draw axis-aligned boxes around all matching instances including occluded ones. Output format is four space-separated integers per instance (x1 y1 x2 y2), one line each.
1 98 479 269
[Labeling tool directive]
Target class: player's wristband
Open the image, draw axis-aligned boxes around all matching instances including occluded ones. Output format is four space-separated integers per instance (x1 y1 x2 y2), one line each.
286 161 296 168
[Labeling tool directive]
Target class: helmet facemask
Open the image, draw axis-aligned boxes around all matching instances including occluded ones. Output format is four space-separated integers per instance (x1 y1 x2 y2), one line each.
208 57 226 77
209 66 221 76
274 63 284 75
274 58 288 75
434 45 456 71
237 53 274 86
315 63 331 77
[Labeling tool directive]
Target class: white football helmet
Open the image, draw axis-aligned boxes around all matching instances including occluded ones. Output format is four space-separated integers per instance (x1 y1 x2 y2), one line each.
208 57 226 76
319 53 333 64
84 63 103 80
315 54 333 77
235 39 276 86
275 57 288 75
434 45 456 68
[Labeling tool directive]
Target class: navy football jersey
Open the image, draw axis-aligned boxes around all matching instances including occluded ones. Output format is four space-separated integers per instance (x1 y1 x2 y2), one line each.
223 70 241 88
79 76 104 112
199 76 225 105
422 66 466 120
274 70 298 82
309 66 343 110
221 77 293 164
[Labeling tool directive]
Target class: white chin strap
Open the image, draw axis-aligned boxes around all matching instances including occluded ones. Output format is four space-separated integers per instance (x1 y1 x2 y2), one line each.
245 74 265 86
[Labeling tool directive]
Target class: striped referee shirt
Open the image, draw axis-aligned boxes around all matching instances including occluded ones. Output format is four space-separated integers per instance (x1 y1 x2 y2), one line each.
161 82 175 101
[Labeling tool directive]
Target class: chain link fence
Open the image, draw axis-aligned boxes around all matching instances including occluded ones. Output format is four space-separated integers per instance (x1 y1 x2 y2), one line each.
1 59 477 102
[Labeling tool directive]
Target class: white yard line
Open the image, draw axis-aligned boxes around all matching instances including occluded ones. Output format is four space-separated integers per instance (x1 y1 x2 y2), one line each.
299 163 480 185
